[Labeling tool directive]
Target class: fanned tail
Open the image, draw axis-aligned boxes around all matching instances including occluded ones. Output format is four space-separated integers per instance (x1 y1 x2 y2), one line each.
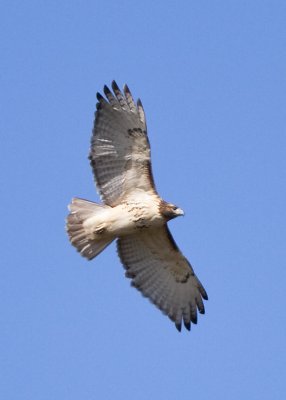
66 198 114 260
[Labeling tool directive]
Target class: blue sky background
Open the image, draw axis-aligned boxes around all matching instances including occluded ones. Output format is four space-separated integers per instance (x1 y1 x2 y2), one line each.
1 1 286 399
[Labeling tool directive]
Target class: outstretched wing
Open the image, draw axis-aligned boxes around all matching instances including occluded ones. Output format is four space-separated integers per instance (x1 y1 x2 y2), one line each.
117 225 208 331
89 81 157 206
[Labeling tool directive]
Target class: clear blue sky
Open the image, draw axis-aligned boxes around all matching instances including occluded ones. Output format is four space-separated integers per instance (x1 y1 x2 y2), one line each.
1 1 285 399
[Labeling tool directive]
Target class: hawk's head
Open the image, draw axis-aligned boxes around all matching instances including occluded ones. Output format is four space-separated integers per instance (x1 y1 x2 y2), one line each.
159 201 184 221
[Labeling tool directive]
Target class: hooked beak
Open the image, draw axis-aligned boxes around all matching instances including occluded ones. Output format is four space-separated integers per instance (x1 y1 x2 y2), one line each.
176 207 185 216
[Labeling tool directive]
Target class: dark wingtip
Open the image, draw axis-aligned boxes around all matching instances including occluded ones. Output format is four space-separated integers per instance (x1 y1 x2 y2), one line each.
103 84 111 96
201 289 208 301
125 270 136 279
111 80 120 92
175 322 182 332
198 281 208 301
184 321 191 331
137 98 143 108
124 83 131 94
199 306 205 315
195 296 206 314
96 92 104 101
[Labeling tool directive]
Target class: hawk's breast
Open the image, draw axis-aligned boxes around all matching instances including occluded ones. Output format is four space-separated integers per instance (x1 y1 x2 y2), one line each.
124 194 163 230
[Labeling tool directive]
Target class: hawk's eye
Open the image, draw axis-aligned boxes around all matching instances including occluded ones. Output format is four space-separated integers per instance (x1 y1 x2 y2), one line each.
172 206 178 211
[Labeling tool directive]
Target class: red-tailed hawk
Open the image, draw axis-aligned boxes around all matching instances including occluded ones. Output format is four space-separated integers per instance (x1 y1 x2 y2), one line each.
66 81 207 331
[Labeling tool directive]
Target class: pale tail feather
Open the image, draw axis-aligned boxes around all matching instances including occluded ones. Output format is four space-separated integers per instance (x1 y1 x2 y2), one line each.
66 197 114 260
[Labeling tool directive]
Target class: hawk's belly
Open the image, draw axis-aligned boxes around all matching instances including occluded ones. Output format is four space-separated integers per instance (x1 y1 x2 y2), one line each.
82 197 164 239
107 200 163 236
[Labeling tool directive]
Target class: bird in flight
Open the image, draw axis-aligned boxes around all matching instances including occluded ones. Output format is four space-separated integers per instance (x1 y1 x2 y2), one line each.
66 81 207 331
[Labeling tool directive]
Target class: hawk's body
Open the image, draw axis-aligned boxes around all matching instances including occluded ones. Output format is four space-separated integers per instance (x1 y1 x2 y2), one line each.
66 81 207 331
